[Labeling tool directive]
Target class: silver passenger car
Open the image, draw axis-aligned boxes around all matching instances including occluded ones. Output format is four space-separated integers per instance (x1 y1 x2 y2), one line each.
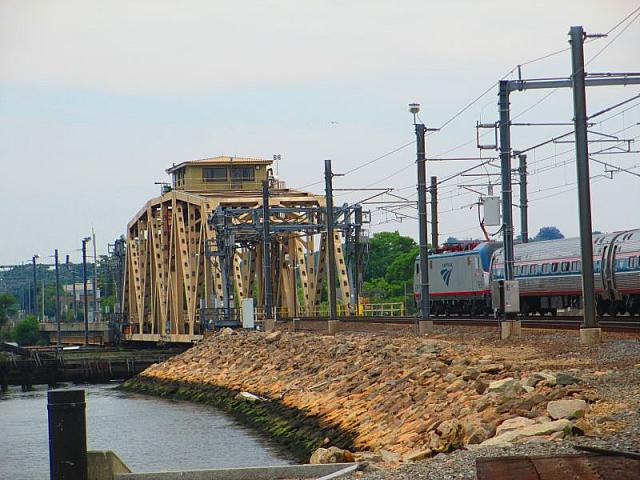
491 228 640 315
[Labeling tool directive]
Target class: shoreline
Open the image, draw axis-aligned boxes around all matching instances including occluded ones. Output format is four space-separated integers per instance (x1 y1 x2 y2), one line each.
120 375 356 463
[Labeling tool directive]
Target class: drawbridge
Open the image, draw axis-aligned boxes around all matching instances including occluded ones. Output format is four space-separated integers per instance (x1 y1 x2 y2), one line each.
123 156 366 342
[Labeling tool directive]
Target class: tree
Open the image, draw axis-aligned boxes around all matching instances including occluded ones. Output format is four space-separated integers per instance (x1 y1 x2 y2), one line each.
445 236 459 244
533 226 564 242
12 315 40 346
362 231 419 305
364 231 418 281
0 293 17 328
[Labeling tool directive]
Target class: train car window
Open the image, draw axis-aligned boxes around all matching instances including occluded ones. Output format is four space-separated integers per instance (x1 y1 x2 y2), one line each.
631 256 638 269
532 264 540 274
551 263 559 273
522 265 529 275
561 261 570 272
570 261 578 272
514 266 521 275
542 263 549 274
617 258 628 270
594 260 601 273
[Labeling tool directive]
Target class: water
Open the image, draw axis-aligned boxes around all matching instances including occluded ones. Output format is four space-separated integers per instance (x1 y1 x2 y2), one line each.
0 383 294 479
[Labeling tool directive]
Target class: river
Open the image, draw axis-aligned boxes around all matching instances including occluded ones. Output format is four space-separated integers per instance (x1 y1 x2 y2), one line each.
0 383 294 479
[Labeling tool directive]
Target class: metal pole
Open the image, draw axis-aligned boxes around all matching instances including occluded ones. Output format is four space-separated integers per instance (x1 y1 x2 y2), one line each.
570 25 597 329
47 389 88 480
430 176 439 249
72 268 77 321
518 154 529 243
324 160 338 320
416 123 430 323
498 80 515 283
55 250 61 349
354 205 363 312
32 256 38 318
91 228 98 322
262 180 273 320
82 239 89 346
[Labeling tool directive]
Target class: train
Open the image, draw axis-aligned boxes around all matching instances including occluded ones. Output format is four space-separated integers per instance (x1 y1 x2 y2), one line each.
414 228 640 316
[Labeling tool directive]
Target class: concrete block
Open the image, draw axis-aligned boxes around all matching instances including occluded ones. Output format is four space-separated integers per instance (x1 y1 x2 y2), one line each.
263 319 276 333
501 320 522 340
580 327 602 345
418 320 434 335
289 318 300 333
327 320 340 336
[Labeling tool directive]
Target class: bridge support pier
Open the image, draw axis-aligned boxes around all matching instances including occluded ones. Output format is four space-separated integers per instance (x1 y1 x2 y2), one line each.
263 319 276 333
501 320 522 340
289 318 300 333
580 327 602 345
327 320 340 336
418 320 434 335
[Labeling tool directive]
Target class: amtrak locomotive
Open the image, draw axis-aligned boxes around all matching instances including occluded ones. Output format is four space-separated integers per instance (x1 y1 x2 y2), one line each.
414 228 640 316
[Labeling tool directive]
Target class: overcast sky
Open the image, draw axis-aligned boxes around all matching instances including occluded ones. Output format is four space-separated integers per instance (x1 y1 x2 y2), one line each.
1 0 639 264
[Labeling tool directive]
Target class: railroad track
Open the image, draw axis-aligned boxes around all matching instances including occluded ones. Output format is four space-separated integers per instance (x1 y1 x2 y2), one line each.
279 315 640 332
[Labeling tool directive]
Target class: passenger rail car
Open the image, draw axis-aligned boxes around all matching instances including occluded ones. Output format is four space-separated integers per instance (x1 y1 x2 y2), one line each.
491 228 640 316
413 229 640 317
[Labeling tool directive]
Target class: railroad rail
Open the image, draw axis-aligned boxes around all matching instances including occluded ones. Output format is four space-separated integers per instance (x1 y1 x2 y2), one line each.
276 315 640 332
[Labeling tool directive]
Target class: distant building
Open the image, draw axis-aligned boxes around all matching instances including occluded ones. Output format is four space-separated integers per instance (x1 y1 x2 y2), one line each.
166 155 279 193
62 282 100 322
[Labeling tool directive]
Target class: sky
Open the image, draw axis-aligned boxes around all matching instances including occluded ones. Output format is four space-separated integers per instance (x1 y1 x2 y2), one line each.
1 0 639 264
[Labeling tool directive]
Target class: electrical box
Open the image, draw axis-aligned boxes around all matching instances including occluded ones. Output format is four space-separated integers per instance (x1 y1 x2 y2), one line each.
482 196 501 226
242 298 255 329
503 280 520 313
491 279 520 313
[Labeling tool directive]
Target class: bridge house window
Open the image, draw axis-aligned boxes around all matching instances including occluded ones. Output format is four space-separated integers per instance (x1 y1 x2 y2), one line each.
203 167 228 183
231 166 255 181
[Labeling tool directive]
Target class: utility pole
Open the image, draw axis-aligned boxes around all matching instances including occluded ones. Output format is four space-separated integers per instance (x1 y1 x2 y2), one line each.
54 250 61 349
430 176 439 249
518 154 529 243
353 205 363 313
570 25 598 335
66 255 78 321
261 180 273 320
324 159 338 320
91 228 99 322
410 103 430 329
82 238 90 346
32 255 38 318
498 80 516 285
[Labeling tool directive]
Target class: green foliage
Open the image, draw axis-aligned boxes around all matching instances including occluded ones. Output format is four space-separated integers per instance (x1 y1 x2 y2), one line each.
0 293 18 327
12 315 40 346
533 226 564 242
365 231 418 281
362 231 418 307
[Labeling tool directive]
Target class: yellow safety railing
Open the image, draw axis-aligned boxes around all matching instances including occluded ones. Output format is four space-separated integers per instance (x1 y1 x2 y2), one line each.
262 302 406 318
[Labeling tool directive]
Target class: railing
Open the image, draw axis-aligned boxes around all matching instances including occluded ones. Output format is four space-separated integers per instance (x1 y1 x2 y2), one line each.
261 302 406 318
171 179 287 192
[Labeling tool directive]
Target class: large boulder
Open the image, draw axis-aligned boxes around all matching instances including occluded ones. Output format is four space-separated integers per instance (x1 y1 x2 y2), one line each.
495 416 536 436
310 446 355 464
556 372 583 386
265 331 282 343
480 419 572 447
488 378 523 395
429 419 465 452
547 399 589 419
